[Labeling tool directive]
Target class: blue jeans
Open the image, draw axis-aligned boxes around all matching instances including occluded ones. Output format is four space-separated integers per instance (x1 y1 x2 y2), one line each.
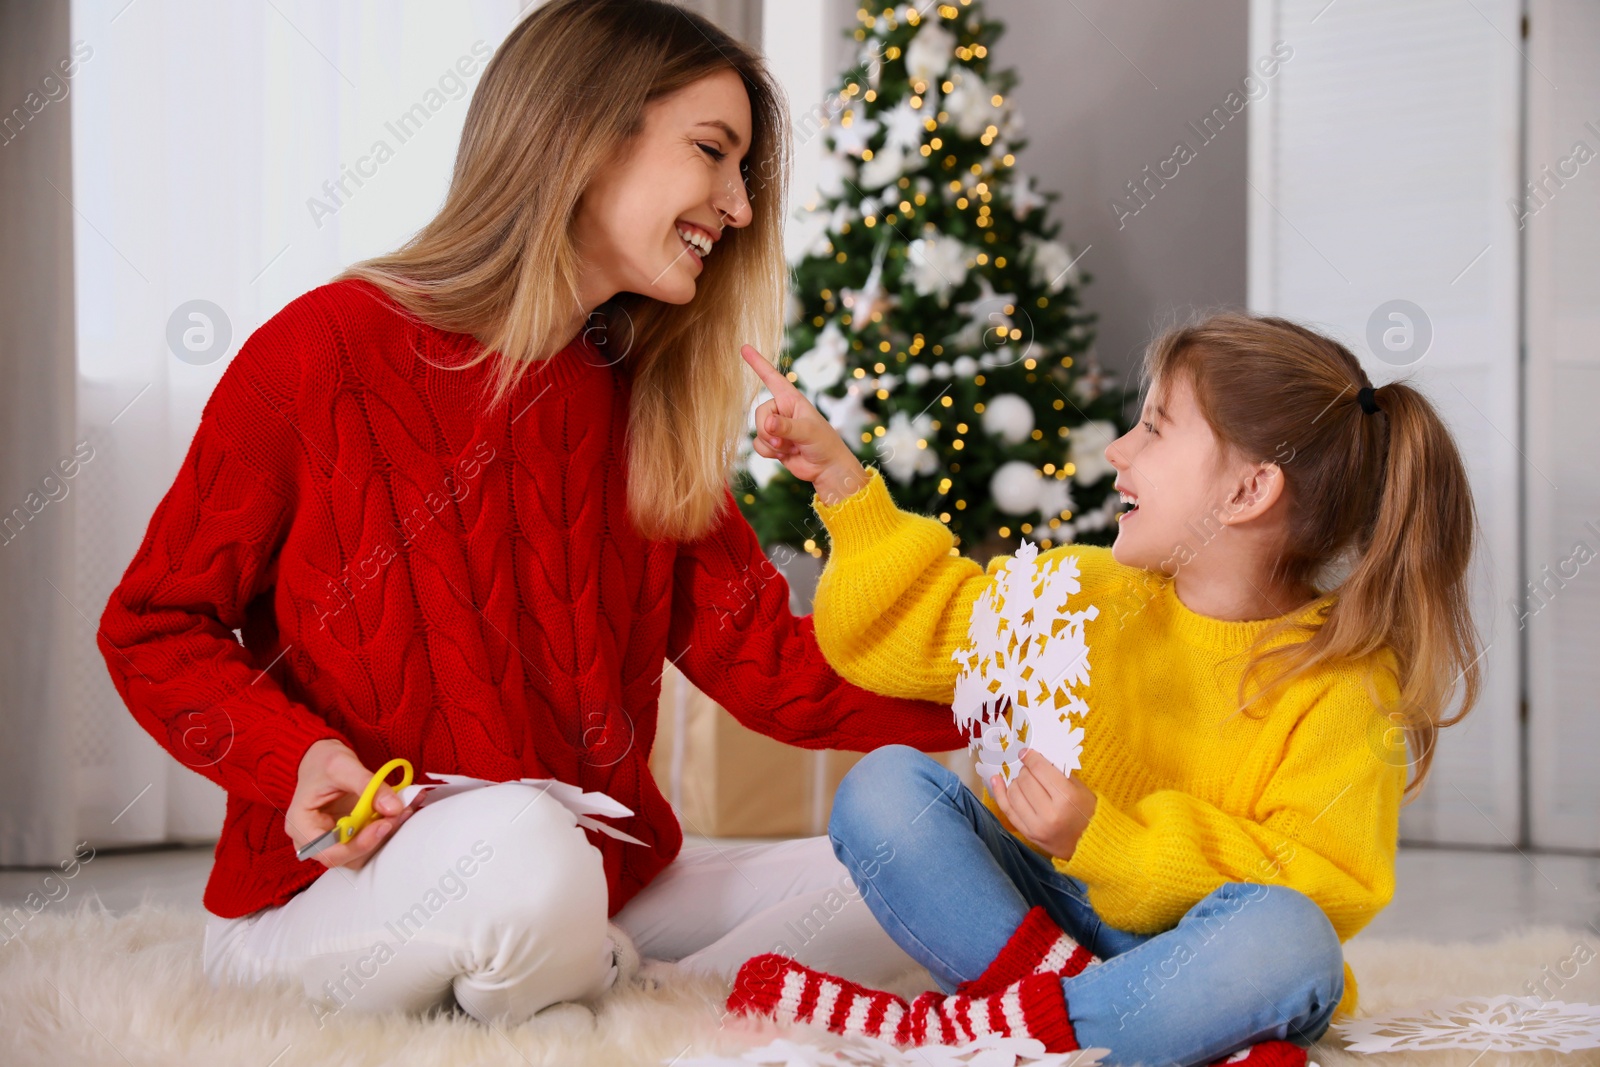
827 746 1345 1067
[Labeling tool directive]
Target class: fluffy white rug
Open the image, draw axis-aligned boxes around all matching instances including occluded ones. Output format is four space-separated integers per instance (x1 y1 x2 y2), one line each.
1 904 1595 1067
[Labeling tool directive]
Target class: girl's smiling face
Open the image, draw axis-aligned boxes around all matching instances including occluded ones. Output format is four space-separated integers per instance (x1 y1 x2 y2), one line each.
571 67 754 309
1104 372 1240 574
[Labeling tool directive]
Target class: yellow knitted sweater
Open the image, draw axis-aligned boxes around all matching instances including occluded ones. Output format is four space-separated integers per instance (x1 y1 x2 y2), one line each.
811 465 1406 1020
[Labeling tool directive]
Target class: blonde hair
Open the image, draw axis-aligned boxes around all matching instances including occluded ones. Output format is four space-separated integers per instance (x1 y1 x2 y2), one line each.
336 0 790 541
1142 311 1482 802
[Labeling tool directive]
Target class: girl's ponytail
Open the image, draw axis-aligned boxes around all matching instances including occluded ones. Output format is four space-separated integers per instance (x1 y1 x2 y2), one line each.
1144 313 1484 801
1320 380 1482 799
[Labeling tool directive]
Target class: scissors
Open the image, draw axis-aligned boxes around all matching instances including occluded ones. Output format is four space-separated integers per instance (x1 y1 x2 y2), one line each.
295 758 414 863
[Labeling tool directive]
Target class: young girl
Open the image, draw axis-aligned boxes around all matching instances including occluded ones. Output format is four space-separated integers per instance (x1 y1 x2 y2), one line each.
725 312 1482 1067
96 0 965 1027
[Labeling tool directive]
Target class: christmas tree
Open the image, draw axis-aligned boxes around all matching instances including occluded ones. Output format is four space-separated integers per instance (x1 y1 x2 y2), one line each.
735 0 1127 561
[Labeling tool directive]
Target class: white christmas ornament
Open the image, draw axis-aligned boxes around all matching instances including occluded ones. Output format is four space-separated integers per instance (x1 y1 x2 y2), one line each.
952 355 979 378
747 451 783 489
841 243 894 331
881 99 927 153
904 21 956 86
1068 420 1118 486
944 70 1006 138
952 275 1018 349
801 231 833 264
792 321 848 394
990 461 1042 516
1009 172 1048 219
876 410 940 484
907 234 972 301
1035 476 1075 524
1072 359 1115 403
931 361 952 380
951 541 1098 786
860 40 884 91
829 201 857 234
793 200 856 263
1071 493 1120 535
829 112 879 158
905 363 931 387
1001 105 1026 141
790 207 830 267
1024 234 1080 294
982 394 1034 446
859 143 910 190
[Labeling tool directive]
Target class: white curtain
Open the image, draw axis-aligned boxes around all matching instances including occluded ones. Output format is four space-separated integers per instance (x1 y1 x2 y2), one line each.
64 0 527 852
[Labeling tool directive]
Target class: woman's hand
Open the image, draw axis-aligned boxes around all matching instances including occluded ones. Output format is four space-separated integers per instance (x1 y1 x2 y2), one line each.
286 739 410 870
989 748 1098 862
741 344 870 506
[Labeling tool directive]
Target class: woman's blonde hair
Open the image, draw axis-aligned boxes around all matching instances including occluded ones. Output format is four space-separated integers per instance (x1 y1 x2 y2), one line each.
336 0 790 541
1143 311 1482 802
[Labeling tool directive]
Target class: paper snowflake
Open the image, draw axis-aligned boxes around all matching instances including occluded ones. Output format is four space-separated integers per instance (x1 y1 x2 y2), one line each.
1333 995 1600 1053
951 540 1098 785
399 773 647 846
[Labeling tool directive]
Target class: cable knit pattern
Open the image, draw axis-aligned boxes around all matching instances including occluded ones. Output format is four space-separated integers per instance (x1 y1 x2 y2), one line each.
808 465 1408 1020
97 279 965 921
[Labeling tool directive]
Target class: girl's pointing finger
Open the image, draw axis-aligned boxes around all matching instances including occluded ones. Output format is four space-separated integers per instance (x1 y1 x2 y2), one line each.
740 344 800 399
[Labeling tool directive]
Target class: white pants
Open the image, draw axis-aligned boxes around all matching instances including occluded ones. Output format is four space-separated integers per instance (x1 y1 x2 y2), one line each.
202 782 916 1026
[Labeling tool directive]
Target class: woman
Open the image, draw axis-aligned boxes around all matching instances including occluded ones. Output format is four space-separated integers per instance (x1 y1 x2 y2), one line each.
97 0 962 1026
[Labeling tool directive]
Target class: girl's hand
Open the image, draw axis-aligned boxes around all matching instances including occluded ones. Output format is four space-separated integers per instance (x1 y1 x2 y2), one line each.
741 344 869 506
286 739 411 871
989 749 1098 862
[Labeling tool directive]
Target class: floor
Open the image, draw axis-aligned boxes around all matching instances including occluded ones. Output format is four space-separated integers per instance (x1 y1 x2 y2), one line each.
3 838 1598 947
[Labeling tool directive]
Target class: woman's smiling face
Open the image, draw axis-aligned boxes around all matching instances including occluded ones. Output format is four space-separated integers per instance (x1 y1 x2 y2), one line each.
572 67 754 308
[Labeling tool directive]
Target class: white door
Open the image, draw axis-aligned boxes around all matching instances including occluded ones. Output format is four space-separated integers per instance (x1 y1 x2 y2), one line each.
1524 0 1600 852
1248 0 1523 845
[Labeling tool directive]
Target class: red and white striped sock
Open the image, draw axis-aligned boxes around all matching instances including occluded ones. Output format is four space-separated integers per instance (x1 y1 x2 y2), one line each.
956 905 1100 997
899 973 1078 1049
1209 1040 1308 1066
726 954 1080 1051
727 954 909 1043
953 910 1304 1067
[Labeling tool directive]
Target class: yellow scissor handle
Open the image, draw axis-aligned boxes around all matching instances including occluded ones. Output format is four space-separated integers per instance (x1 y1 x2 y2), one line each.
334 758 413 845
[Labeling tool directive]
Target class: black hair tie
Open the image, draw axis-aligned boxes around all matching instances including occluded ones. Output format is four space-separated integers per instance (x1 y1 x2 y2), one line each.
1356 385 1380 415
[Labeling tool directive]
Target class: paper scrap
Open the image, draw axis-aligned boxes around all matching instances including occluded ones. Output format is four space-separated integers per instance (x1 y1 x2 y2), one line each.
1333 994 1600 1053
396 773 648 847
951 540 1098 785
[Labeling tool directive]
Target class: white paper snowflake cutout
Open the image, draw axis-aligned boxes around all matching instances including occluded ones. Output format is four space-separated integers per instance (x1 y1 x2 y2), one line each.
951 540 1098 785
1333 995 1600 1053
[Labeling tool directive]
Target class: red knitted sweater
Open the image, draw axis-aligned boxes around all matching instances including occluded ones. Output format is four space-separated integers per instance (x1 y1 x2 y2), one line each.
97 278 964 920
